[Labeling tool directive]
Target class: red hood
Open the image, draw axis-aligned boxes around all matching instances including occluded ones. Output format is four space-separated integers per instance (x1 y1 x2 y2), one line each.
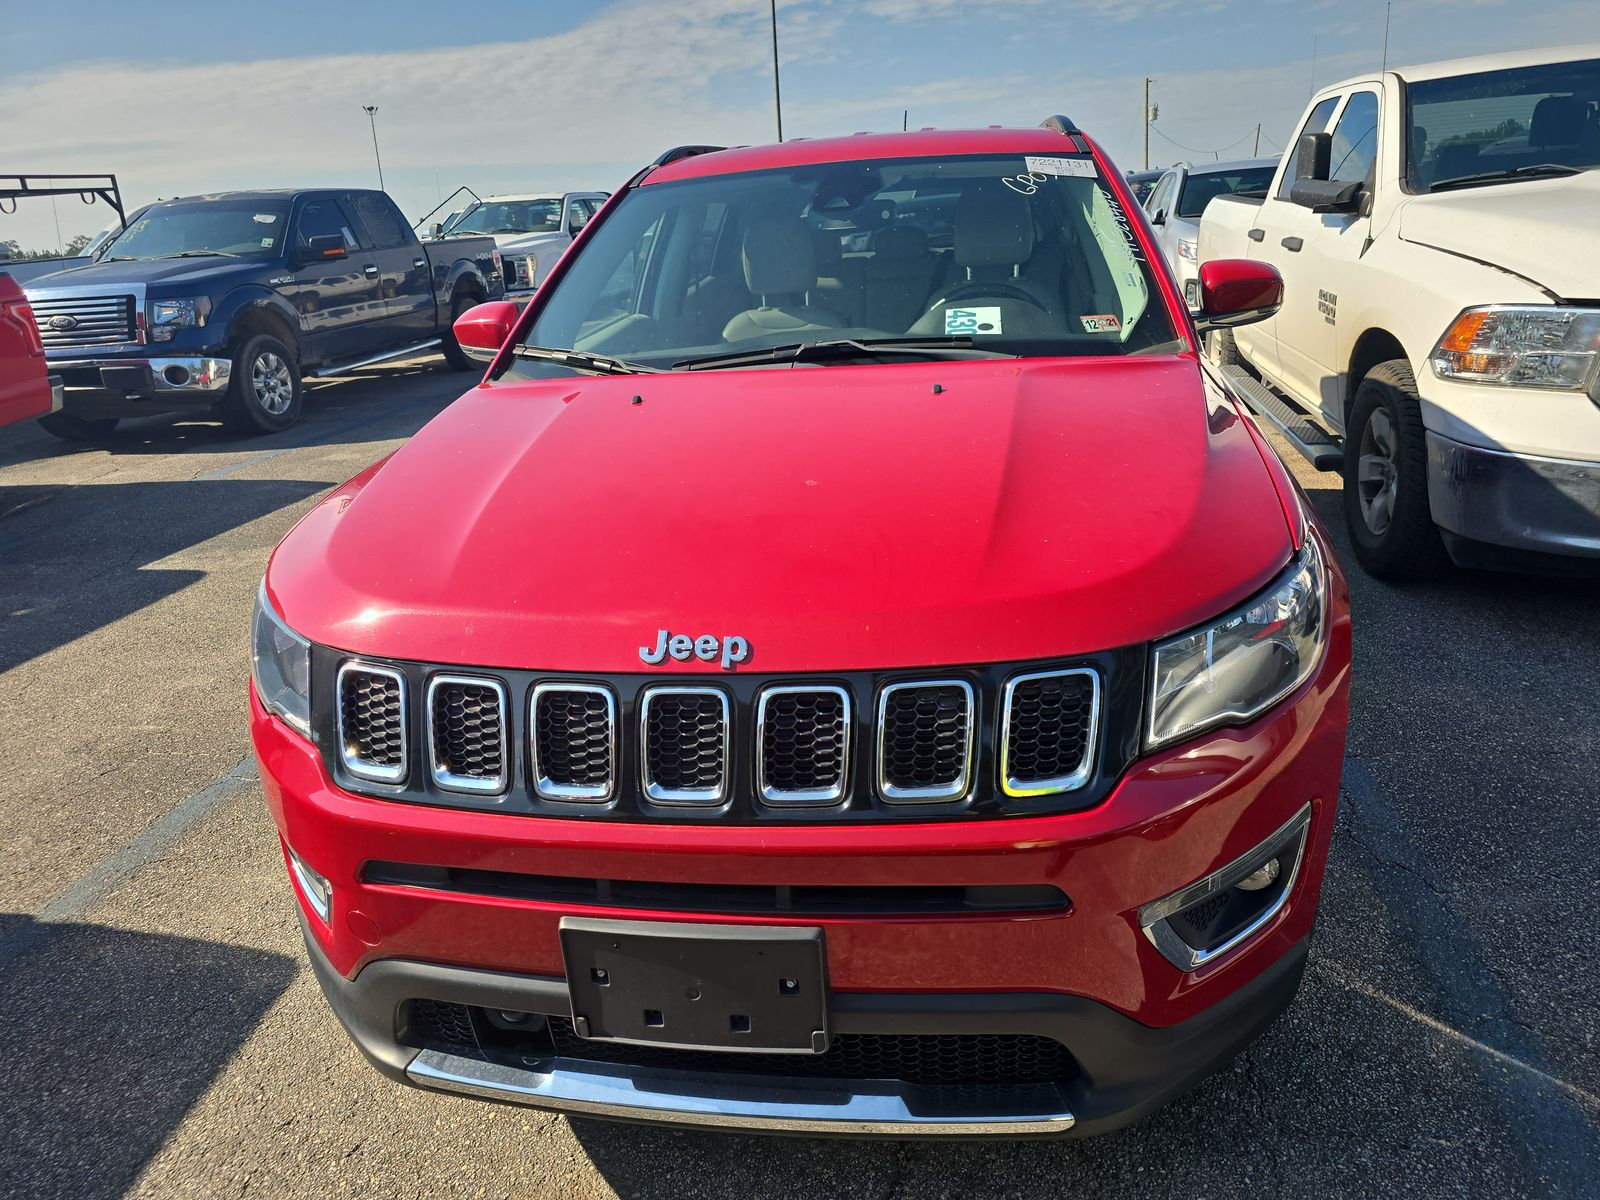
268 357 1294 672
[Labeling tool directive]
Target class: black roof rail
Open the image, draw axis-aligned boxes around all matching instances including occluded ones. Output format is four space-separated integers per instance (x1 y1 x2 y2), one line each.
1039 115 1081 136
651 145 727 168
627 145 729 189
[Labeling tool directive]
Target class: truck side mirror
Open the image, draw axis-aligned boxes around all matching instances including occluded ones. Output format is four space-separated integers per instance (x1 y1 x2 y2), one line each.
1295 132 1332 182
452 299 520 364
303 234 347 263
1192 259 1283 334
430 222 444 238
1288 178 1363 213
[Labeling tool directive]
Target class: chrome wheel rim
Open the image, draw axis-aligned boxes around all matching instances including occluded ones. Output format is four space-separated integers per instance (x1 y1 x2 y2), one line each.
1356 407 1399 536
251 351 293 415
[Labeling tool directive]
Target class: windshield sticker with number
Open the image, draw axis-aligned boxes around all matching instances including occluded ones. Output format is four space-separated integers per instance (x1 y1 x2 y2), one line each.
945 306 1003 335
1081 314 1122 333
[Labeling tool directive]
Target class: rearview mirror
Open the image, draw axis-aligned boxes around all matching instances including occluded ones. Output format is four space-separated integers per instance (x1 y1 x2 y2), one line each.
304 234 347 262
1193 259 1283 334
452 300 520 364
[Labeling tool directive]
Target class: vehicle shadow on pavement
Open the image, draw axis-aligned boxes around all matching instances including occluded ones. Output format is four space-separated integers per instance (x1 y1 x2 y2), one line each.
0 363 463 470
0 915 297 1200
0 478 325 674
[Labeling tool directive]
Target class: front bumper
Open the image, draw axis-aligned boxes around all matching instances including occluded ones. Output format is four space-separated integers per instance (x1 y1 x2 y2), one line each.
301 913 1309 1137
1427 431 1600 563
49 354 231 417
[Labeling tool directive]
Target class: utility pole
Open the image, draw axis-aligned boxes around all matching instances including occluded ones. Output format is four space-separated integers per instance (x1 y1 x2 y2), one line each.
1381 2 1392 71
1309 35 1319 97
769 0 784 142
362 105 385 191
903 109 908 132
1254 123 1261 156
1143 77 1153 170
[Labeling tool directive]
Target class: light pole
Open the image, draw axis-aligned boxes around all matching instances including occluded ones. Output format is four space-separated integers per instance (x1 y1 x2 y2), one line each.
1143 78 1153 170
362 105 385 191
769 0 784 142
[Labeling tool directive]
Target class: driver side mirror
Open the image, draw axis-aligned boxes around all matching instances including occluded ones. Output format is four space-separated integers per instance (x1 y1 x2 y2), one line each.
452 300 520 364
429 222 444 238
1192 259 1283 334
1289 130 1361 212
302 234 347 263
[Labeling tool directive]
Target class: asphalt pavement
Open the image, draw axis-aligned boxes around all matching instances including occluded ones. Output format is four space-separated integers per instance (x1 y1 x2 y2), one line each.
0 362 1595 1199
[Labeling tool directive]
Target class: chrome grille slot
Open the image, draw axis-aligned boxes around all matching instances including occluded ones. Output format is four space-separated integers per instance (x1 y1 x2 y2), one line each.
1000 668 1100 796
30 294 137 348
427 675 509 795
640 687 729 806
336 662 407 784
756 685 850 806
531 683 616 802
876 680 974 802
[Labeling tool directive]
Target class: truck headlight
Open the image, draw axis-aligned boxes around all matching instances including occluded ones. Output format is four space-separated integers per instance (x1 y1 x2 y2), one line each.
252 580 311 735
1432 306 1600 391
1147 536 1327 749
1177 238 1198 261
520 253 538 287
148 296 211 342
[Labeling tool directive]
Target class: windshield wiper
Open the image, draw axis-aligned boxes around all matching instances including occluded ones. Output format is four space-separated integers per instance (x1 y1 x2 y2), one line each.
510 345 663 376
672 336 1010 371
1428 162 1586 193
158 250 239 259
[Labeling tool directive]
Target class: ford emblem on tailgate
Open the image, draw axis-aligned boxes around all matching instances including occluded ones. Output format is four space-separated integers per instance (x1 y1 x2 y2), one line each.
48 315 79 331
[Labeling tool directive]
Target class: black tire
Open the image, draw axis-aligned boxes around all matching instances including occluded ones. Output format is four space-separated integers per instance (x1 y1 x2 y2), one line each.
1206 328 1240 368
441 292 483 371
37 412 121 441
220 334 303 434
1342 358 1450 580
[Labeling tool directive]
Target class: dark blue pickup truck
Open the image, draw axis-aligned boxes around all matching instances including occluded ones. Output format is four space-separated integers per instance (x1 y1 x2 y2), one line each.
22 188 503 437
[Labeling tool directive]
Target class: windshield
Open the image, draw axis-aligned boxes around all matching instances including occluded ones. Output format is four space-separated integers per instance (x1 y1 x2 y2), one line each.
1176 166 1276 218
1407 57 1600 192
506 153 1178 377
450 199 563 235
99 200 291 259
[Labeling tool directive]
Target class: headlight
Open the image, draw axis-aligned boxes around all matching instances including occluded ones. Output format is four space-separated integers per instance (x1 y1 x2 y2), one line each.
1432 306 1600 391
520 253 538 287
1177 238 1198 261
252 580 311 735
1147 536 1327 749
148 296 211 342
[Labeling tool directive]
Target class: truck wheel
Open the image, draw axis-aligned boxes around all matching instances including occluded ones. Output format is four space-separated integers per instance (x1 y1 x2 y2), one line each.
221 334 303 433
1342 359 1450 580
441 293 482 372
1205 328 1240 368
37 412 121 441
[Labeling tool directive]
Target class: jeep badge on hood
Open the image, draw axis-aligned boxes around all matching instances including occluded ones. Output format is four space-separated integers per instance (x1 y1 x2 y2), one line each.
639 629 751 671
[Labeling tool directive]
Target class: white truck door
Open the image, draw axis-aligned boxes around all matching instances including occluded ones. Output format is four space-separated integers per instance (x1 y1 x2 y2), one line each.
1236 95 1341 385
1274 89 1382 427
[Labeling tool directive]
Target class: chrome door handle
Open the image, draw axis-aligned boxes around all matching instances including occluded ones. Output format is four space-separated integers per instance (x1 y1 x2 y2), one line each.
413 259 426 268
364 264 380 276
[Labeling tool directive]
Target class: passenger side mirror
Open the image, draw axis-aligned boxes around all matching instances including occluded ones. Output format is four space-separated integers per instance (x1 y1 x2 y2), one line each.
1289 178 1362 213
303 234 347 263
1192 259 1283 334
430 222 444 238
452 299 520 364
1150 209 1166 226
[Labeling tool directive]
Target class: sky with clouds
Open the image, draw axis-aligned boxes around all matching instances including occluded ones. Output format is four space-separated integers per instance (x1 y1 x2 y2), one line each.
2 0 1591 250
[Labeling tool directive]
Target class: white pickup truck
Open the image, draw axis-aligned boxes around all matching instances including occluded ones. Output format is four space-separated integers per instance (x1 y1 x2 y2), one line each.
1199 44 1600 578
436 191 608 295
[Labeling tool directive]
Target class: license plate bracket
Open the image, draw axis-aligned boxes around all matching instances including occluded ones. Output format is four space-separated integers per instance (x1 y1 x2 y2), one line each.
559 917 829 1054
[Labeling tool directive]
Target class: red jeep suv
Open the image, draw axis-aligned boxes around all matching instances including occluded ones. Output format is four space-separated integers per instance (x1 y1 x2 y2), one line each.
252 118 1351 1137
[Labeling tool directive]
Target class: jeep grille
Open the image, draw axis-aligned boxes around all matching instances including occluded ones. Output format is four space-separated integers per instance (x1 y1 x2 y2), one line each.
877 680 975 802
1000 669 1100 796
531 683 616 801
640 687 729 805
336 663 408 784
757 686 851 805
428 675 508 794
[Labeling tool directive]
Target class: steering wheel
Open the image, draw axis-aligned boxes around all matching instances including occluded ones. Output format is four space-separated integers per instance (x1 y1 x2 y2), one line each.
924 280 1049 316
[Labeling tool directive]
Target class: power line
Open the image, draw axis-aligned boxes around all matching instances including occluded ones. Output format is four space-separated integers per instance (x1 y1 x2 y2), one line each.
1147 124 1260 160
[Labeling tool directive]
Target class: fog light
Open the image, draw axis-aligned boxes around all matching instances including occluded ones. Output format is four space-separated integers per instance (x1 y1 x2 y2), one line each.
1138 805 1310 971
1235 859 1280 892
286 846 332 925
